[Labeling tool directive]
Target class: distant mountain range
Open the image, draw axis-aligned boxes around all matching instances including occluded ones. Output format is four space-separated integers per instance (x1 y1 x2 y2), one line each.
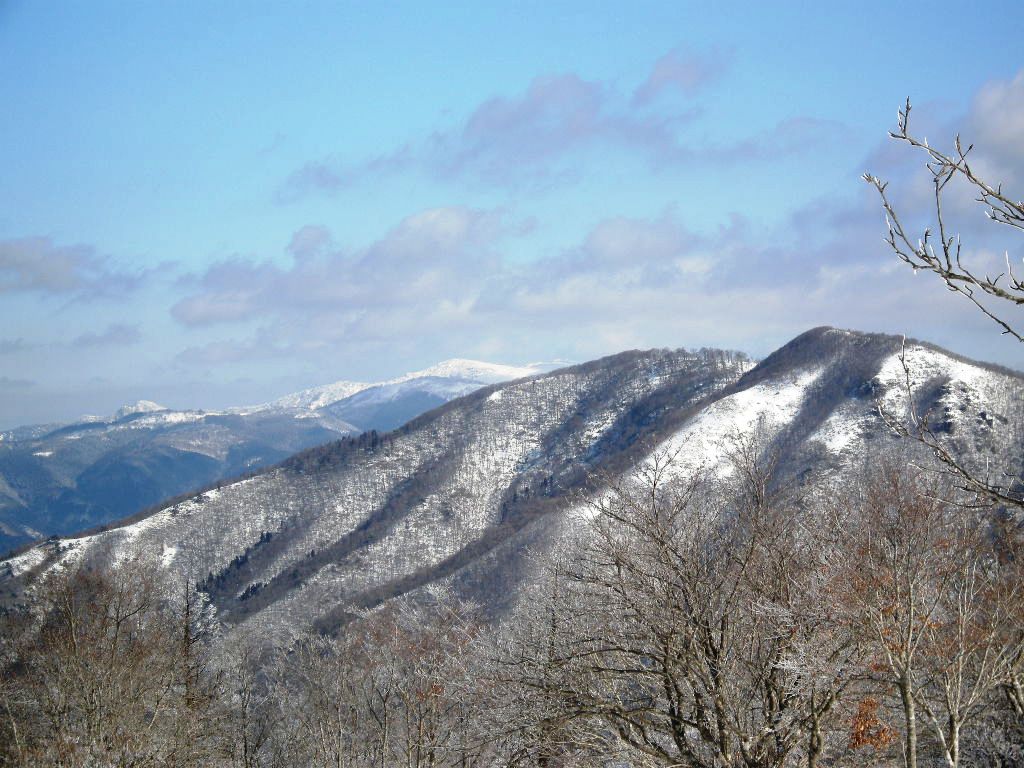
6 328 1020 647
0 359 559 553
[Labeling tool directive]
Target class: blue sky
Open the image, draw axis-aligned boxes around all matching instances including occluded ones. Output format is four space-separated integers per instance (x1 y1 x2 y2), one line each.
1 0 1023 427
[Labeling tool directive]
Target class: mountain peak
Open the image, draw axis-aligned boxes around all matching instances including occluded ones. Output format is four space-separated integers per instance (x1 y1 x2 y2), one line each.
113 400 167 420
392 358 557 385
264 380 370 412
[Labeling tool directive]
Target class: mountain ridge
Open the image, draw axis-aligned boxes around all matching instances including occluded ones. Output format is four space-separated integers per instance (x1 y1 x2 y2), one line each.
5 327 1022 648
0 357 560 553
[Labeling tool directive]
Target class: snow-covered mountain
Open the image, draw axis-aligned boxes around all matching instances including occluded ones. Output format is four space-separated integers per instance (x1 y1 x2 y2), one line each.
4 328 1021 649
113 400 168 420
0 359 558 553
257 359 555 413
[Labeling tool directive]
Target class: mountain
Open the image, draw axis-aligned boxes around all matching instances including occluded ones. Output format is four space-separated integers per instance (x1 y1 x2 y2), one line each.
113 400 168 420
260 359 548 413
4 328 1022 650
251 359 558 434
0 359 555 553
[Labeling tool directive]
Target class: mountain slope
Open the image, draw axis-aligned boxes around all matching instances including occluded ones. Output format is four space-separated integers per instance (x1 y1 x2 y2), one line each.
0 359 554 553
5 328 1022 648
2 346 751 637
433 327 1024 615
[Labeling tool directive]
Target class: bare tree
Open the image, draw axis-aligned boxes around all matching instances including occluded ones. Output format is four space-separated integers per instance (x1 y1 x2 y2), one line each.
0 554 226 767
486 554 626 766
859 100 1024 766
267 589 490 768
218 641 279 768
499 443 859 767
835 461 1023 768
864 98 1024 344
865 100 1024 510
916 515 1021 768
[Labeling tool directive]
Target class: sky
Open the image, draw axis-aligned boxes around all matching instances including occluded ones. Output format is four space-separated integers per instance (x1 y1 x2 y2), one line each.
1 0 1023 428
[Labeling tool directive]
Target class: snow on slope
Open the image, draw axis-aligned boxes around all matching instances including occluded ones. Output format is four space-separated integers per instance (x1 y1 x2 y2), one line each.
564 363 822 524
656 366 823 478
0 356 569 554
4 546 47 578
810 402 865 455
247 369 583 633
805 343 1005 459
875 345 995 416
256 380 371 412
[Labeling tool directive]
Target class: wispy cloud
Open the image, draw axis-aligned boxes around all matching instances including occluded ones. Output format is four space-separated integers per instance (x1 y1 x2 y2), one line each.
72 323 142 348
274 47 850 201
0 324 142 357
0 376 35 389
277 148 416 203
632 46 731 105
0 237 148 300
276 70 691 198
175 332 297 367
0 338 29 355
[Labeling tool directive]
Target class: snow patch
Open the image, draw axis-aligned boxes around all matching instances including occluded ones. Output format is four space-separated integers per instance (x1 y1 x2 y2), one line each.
161 545 178 567
815 408 863 453
657 366 824 478
392 358 551 386
3 547 46 578
876 345 996 420
125 410 209 428
261 380 371 411
877 346 989 397
114 400 167 420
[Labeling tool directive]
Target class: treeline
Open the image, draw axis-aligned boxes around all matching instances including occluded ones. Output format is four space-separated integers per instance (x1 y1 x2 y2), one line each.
1 445 1023 767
